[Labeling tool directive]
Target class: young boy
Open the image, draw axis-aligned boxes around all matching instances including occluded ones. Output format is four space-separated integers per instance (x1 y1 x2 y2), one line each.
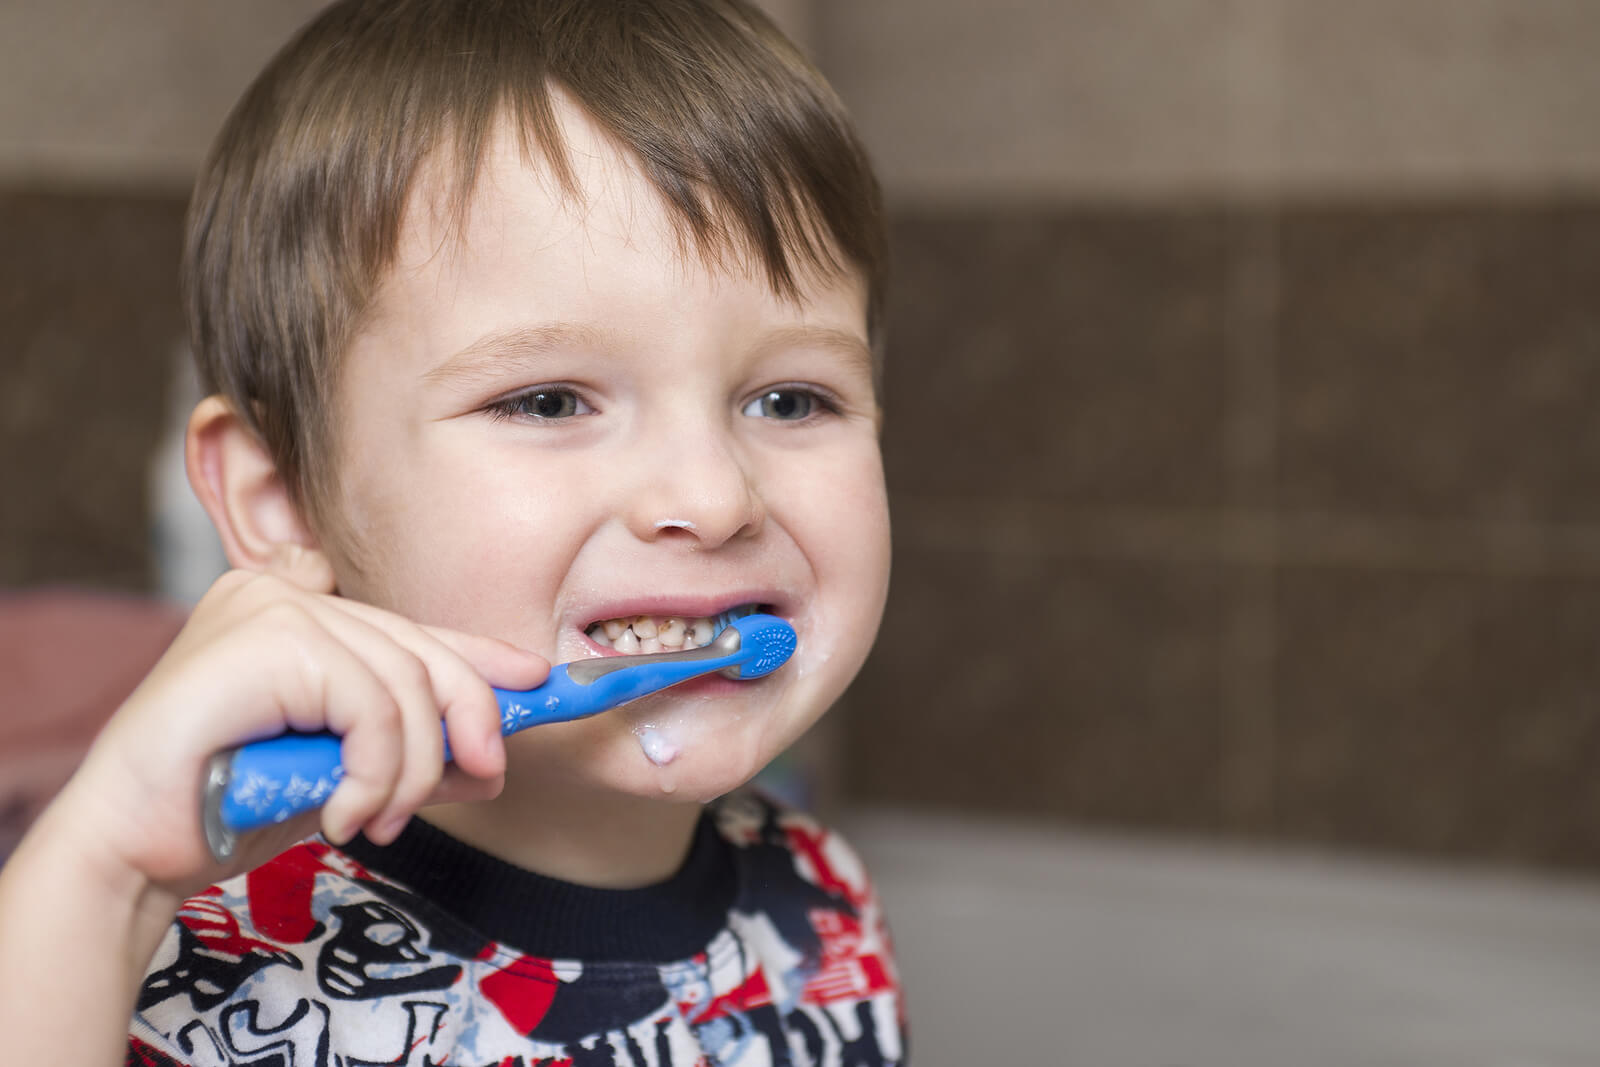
0 1 903 1063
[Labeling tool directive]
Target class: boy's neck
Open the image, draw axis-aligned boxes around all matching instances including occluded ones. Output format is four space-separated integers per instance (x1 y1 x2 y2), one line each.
418 785 705 889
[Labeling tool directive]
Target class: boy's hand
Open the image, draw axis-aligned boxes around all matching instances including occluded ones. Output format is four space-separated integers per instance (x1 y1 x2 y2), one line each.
51 568 549 904
0 567 545 1063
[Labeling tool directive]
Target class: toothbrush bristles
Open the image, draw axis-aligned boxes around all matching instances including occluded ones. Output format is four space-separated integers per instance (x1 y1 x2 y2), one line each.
710 604 761 639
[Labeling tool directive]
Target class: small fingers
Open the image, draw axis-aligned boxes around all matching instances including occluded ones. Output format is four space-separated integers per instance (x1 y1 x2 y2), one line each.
322 601 548 782
424 627 551 692
431 763 507 808
194 581 546 850
252 609 406 847
303 610 451 845
414 626 548 782
308 601 550 842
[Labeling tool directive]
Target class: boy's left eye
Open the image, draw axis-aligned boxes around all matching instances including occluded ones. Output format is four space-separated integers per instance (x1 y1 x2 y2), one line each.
741 388 826 421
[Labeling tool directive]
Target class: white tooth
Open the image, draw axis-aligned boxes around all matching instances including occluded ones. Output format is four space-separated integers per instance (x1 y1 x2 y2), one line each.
632 615 659 638
614 628 640 653
689 618 715 646
657 618 686 647
639 636 662 654
589 626 613 648
603 618 628 641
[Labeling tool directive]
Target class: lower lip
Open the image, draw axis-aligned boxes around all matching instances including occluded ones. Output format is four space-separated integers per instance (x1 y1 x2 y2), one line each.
647 672 752 700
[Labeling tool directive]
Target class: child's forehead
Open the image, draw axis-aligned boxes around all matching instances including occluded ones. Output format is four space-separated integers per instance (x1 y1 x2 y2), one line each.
389 94 861 314
397 102 655 262
347 105 868 395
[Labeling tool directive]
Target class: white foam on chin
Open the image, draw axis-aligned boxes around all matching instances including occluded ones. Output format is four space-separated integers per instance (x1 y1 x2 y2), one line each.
636 726 682 766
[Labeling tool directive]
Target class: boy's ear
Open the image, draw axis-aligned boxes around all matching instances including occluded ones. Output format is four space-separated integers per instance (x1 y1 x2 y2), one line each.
185 395 337 593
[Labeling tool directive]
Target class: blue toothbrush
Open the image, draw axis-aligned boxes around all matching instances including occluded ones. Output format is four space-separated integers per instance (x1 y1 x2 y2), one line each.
201 613 797 861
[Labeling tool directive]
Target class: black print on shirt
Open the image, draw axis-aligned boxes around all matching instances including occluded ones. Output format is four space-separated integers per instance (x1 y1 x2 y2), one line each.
528 966 671 1044
317 901 461 1000
217 997 331 1066
137 920 302 1013
741 808 859 965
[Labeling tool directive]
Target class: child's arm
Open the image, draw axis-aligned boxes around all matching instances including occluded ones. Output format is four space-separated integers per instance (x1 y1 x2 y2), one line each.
0 569 547 1064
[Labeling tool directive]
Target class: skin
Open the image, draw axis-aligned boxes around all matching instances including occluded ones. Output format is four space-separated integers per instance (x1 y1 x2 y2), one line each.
320 98 891 883
0 93 889 1063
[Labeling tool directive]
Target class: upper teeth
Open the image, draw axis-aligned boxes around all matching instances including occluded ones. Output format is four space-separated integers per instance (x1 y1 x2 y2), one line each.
587 613 727 652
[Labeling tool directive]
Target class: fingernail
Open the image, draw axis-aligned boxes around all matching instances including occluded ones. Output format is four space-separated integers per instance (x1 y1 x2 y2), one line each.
376 813 411 844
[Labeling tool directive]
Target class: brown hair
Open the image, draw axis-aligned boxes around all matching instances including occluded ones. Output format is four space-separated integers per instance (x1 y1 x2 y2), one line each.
183 0 886 534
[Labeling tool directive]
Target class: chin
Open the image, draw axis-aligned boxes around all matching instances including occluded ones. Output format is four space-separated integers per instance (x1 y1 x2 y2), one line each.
499 697 797 807
610 718 788 805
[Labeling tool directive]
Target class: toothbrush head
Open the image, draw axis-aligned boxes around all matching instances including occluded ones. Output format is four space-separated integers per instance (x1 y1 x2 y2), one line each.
721 613 797 679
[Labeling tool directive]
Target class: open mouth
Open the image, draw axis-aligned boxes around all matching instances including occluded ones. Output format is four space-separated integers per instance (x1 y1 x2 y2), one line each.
584 604 766 654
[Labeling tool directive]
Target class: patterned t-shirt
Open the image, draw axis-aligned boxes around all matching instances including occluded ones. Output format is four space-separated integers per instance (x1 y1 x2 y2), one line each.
127 793 905 1066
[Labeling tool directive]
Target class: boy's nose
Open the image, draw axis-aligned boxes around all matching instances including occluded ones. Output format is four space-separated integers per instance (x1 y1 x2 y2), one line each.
621 427 765 549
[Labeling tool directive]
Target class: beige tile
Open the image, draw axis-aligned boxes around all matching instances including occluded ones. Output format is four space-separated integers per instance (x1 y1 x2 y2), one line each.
1273 0 1600 191
819 0 1600 199
0 1 333 183
819 0 1253 201
749 0 818 55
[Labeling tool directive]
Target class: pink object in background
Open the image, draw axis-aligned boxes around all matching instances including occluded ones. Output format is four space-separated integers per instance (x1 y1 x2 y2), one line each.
0 589 186 862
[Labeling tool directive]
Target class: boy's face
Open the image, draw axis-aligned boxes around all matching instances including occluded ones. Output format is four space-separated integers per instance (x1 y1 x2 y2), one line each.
322 99 889 804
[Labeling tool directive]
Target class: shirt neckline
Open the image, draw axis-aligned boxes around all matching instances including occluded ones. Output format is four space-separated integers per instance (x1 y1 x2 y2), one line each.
340 808 738 963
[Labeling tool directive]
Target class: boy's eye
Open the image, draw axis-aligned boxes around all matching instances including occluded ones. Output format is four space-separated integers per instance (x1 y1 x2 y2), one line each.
489 387 593 421
741 388 824 421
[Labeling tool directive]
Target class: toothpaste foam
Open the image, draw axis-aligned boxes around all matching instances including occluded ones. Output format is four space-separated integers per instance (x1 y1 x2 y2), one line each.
636 727 681 767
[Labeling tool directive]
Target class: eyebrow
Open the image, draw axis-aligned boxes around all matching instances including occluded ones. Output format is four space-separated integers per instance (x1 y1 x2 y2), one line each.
423 322 615 387
751 325 874 376
424 321 874 386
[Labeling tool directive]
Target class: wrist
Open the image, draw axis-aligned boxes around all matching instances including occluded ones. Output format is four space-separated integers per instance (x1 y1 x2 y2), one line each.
0 790 181 1062
12 782 185 967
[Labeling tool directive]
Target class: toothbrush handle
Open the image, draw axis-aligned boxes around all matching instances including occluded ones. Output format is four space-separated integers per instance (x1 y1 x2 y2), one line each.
204 664 597 858
201 649 740 861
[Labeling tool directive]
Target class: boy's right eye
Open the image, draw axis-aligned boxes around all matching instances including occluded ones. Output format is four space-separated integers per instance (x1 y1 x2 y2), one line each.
486 386 594 422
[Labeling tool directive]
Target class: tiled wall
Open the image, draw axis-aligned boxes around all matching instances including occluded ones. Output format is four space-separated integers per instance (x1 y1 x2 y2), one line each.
7 191 1597 872
843 202 1600 869
823 2 1600 870
4 0 1600 871
818 0 1600 200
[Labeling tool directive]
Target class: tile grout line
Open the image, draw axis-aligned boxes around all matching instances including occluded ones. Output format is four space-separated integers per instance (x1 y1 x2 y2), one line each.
1220 201 1282 837
1219 0 1285 839
887 500 1600 577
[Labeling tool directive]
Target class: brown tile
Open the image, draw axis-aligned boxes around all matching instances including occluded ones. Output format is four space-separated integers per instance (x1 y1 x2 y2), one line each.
1274 566 1600 868
882 209 1231 511
842 544 1228 832
0 187 187 591
1276 202 1600 524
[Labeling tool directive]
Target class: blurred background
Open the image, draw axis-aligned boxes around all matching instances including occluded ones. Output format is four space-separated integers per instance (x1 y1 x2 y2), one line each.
5 1 1600 1063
